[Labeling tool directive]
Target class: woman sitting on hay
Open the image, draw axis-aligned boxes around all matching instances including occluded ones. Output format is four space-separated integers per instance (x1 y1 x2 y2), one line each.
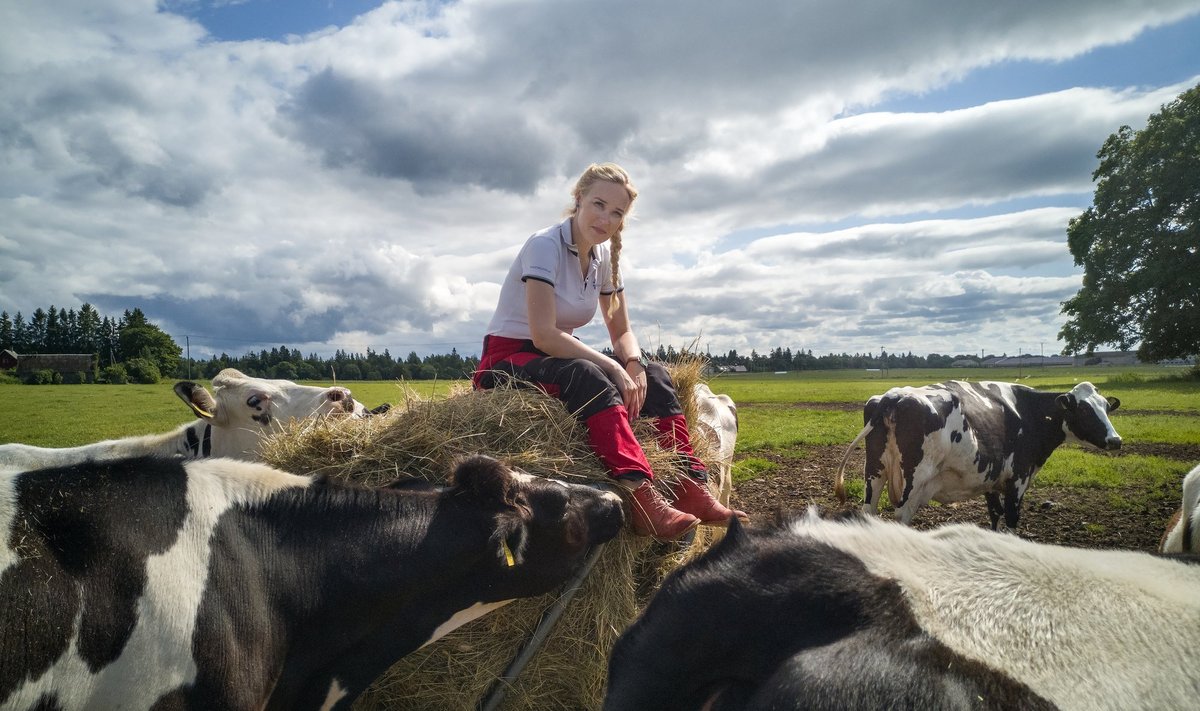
473 162 749 541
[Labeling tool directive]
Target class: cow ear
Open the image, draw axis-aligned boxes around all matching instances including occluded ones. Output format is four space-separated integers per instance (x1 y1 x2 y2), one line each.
712 515 750 554
1107 397 1120 412
450 454 517 507
174 381 218 420
492 519 528 567
1055 394 1075 412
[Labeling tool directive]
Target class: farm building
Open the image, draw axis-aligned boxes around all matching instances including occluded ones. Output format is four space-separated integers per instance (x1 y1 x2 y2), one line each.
0 349 96 380
1072 351 1141 366
982 354 1074 367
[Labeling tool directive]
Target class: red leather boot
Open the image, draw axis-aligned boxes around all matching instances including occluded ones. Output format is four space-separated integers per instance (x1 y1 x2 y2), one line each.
626 480 699 541
671 475 750 527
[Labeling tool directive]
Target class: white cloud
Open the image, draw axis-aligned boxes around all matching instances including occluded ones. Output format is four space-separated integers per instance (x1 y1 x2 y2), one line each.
1 0 1198 360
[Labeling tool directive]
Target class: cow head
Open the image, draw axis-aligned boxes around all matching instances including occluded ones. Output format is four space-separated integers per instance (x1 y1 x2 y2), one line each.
174 368 367 426
605 517 830 711
1057 381 1121 451
173 369 370 459
449 455 624 595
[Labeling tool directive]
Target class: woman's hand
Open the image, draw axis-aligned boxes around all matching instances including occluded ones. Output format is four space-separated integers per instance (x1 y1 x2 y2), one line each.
615 360 647 420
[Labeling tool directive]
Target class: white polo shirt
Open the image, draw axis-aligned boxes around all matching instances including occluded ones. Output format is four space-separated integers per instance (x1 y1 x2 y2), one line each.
485 218 622 340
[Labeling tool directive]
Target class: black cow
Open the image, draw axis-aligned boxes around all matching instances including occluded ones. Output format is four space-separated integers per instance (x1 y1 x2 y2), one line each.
605 512 1200 711
834 380 1121 529
0 454 623 710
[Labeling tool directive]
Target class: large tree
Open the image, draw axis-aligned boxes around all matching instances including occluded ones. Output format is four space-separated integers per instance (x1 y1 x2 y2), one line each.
118 308 182 376
1059 84 1200 361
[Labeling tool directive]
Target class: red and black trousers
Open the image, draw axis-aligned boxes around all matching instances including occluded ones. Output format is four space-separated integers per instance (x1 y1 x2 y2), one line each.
473 334 707 482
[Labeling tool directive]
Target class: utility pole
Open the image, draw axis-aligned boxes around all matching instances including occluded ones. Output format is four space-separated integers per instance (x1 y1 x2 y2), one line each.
186 335 191 379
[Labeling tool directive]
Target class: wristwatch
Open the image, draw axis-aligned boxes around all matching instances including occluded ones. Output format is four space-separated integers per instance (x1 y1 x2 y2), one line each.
625 355 649 369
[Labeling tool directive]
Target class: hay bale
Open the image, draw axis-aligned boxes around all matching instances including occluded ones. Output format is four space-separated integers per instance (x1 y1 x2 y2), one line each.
262 359 721 711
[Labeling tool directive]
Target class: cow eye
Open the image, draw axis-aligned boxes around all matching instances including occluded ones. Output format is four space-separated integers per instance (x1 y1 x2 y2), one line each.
247 395 262 408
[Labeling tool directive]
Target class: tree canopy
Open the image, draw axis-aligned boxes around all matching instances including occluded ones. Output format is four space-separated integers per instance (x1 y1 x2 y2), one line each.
1059 83 1200 361
118 308 182 376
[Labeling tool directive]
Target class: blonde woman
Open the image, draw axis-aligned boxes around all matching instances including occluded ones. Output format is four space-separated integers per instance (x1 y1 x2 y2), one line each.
473 163 748 540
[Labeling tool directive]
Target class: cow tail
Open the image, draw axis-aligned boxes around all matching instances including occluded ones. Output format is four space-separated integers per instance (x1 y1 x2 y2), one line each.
834 423 874 503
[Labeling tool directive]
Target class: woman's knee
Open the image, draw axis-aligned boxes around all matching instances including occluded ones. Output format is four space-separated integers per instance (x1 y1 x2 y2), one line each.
642 362 684 417
557 359 621 415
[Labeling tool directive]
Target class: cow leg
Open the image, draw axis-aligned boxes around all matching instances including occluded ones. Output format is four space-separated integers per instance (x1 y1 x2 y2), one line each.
1003 478 1028 531
862 429 886 515
715 461 733 507
985 492 1003 531
892 464 937 526
862 477 885 516
895 494 935 525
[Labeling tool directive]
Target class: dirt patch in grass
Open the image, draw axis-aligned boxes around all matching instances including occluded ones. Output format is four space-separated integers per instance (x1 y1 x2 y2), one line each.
730 444 1186 553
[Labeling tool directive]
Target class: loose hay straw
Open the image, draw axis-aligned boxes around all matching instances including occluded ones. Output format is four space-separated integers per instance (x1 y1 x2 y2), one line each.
263 358 721 711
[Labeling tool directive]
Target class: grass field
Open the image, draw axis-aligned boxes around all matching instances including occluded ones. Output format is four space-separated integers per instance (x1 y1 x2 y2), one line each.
713 365 1199 489
0 379 461 448
2 365 1196 445
3 364 1196 548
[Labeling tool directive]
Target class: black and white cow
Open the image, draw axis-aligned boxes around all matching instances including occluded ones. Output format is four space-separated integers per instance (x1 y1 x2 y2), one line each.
605 511 1200 711
0 368 377 468
1161 462 1200 553
834 380 1121 529
0 454 623 710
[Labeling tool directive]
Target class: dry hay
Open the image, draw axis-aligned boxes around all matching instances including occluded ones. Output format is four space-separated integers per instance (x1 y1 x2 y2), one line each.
262 358 722 711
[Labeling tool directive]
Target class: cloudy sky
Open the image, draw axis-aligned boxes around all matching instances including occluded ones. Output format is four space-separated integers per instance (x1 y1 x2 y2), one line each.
2 0 1199 362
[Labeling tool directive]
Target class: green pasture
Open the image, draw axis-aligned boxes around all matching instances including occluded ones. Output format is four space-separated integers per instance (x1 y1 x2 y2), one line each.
714 365 1199 498
709 365 1200 410
2 368 1196 506
0 379 465 448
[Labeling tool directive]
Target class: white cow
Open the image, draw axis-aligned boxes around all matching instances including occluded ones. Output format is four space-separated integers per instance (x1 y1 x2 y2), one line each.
692 383 738 506
607 511 1200 711
0 368 371 468
1160 462 1200 553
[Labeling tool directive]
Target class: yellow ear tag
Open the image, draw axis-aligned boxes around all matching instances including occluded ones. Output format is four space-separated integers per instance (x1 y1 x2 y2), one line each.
191 404 214 418
501 540 516 567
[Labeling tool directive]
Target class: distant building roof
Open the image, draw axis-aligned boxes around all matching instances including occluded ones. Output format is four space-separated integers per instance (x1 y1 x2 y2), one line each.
1 351 96 372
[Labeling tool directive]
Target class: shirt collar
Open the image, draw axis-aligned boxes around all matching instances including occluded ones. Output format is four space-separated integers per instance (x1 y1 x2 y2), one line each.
559 217 596 260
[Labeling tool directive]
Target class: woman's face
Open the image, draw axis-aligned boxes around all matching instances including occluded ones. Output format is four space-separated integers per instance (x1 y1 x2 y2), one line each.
574 180 631 246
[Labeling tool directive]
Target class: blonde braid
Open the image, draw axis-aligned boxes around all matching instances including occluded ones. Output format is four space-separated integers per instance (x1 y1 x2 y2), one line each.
607 230 623 317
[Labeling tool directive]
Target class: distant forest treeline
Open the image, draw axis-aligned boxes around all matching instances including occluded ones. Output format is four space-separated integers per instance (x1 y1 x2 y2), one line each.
0 304 480 382
2 303 996 384
705 346 976 372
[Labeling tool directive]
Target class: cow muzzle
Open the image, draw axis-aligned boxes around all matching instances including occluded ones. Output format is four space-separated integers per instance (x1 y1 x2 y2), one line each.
325 387 363 416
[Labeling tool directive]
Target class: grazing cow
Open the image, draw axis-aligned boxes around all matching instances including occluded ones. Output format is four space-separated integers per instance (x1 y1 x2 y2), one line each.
1161 462 1200 553
0 454 623 710
605 511 1200 711
692 383 738 506
834 380 1121 529
0 368 374 468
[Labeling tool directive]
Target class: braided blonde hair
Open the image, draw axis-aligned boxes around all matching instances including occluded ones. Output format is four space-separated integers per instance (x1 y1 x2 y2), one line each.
565 163 638 316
